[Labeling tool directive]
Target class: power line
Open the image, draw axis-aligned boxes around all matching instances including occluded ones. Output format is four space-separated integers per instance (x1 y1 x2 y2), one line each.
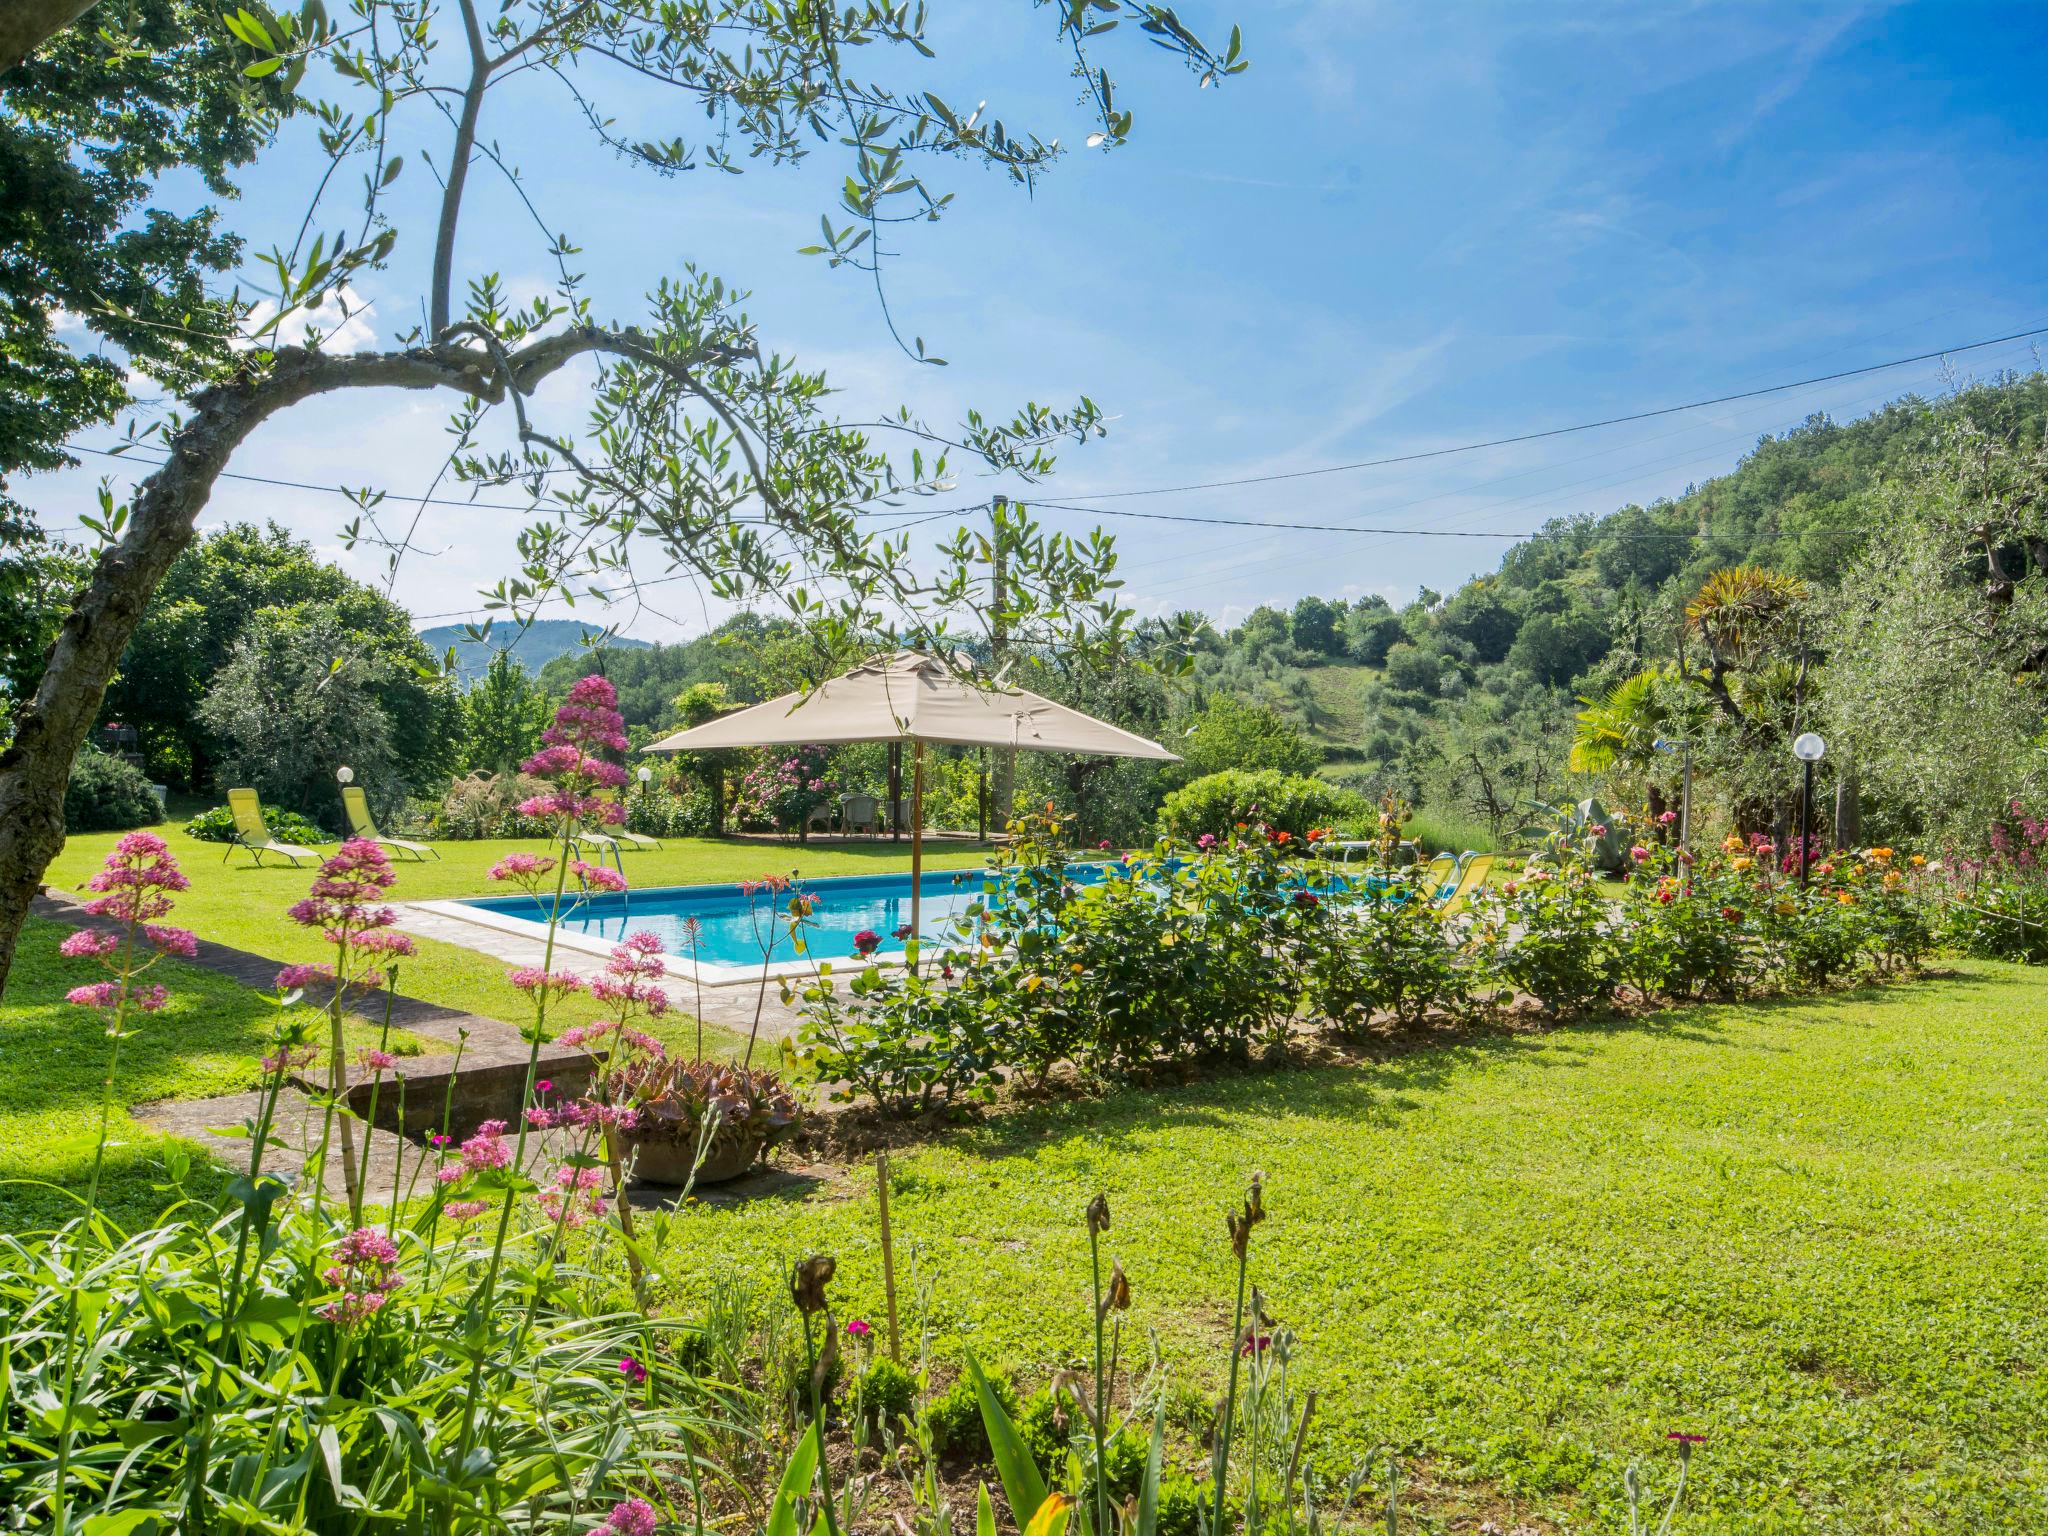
57 440 983 523
1042 322 2048 502
1030 500 1536 537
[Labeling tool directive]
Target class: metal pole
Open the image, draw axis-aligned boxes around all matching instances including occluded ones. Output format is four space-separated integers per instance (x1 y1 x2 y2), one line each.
1680 744 1692 851
876 1150 902 1363
908 741 925 972
1799 758 1813 889
887 740 902 842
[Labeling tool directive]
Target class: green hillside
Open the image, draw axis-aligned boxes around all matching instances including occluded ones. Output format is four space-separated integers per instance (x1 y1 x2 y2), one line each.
417 618 648 683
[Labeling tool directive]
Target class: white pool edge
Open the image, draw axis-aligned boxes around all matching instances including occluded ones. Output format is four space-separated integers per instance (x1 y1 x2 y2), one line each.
409 898 922 988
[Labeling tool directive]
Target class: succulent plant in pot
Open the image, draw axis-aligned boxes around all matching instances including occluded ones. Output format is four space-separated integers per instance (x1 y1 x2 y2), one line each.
610 1056 802 1184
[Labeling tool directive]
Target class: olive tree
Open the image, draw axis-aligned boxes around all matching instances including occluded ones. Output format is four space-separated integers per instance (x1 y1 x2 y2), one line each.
0 0 1247 993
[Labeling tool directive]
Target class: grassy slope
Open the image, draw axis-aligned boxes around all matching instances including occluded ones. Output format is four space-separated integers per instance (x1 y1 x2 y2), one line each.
39 831 986 1052
1300 661 1377 758
651 964 2048 1534
0 917 426 1229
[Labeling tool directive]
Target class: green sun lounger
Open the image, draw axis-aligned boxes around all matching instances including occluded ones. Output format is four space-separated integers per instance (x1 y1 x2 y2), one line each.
224 788 323 867
342 785 438 861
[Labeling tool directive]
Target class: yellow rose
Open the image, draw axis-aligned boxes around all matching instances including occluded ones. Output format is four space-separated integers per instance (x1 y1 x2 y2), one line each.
1910 854 1926 867
1732 856 1753 871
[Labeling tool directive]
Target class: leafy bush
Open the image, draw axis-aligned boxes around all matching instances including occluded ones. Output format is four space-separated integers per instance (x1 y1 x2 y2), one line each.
796 949 1011 1115
1298 860 1459 1031
730 744 836 833
1611 840 1748 1001
623 781 716 838
182 801 325 844
922 1369 1016 1460
1157 768 1359 843
434 769 555 839
1468 847 1618 1013
63 748 161 832
852 1355 917 1429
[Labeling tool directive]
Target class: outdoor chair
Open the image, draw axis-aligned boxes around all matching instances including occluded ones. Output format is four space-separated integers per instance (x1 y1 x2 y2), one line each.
1421 852 1457 899
342 785 438 861
595 789 662 851
841 792 881 837
224 788 323 867
806 802 836 837
1438 852 1497 913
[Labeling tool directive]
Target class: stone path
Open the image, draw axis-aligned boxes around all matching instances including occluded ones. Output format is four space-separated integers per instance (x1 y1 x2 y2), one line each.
31 888 815 1204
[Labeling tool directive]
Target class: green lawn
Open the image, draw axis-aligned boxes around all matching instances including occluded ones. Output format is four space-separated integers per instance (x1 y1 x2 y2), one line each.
41 828 985 1050
649 963 2048 1534
0 916 428 1230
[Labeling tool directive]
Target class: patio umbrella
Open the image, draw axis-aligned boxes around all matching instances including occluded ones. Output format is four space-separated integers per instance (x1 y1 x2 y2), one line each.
644 650 1178 943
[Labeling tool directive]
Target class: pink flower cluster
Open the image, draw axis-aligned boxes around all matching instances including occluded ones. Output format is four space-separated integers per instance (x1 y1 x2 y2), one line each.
285 841 413 995
509 967 586 999
586 931 670 1019
520 676 631 822
80 831 189 924
66 980 167 1012
489 851 557 888
61 835 198 1018
318 1226 403 1328
537 1163 607 1229
261 1042 318 1076
598 1499 658 1536
436 1119 512 1186
571 859 628 894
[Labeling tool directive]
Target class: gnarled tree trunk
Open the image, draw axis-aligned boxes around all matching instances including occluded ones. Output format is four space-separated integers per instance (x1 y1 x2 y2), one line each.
0 344 500 995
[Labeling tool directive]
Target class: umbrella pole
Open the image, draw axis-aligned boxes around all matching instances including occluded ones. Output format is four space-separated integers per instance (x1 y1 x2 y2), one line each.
909 741 925 974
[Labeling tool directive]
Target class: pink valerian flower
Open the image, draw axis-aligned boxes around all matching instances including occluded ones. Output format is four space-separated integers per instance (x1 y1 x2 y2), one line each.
602 1499 659 1536
59 929 120 959
489 851 557 888
444 1198 490 1224
317 1227 403 1328
571 860 628 894
537 1163 607 1228
289 840 404 998
459 1119 512 1174
68 980 167 1012
358 1048 401 1073
618 1354 649 1386
274 962 334 993
590 975 671 1016
508 967 587 999
142 924 198 957
80 831 189 924
519 677 632 822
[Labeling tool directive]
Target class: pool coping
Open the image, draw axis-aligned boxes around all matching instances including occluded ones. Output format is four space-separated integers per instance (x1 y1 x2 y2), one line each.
409 894 935 988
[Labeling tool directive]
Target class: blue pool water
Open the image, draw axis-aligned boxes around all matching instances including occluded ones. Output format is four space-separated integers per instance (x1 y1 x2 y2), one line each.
457 863 1122 966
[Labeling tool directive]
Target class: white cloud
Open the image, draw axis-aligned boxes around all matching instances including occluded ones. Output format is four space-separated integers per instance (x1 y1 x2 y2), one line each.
241 284 380 352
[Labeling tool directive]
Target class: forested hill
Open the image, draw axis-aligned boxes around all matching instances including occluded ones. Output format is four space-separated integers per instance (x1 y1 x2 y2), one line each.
417 619 648 683
1170 371 2048 830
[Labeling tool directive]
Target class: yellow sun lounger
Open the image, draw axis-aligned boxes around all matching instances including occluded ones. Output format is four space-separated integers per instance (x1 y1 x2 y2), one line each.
1438 852 1497 913
342 785 438 861
225 788 323 867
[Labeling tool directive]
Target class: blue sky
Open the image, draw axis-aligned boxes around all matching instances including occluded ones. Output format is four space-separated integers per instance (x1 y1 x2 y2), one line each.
34 0 2048 637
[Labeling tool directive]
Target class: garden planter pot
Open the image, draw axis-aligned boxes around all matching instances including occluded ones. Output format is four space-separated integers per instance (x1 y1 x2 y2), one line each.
610 1123 768 1185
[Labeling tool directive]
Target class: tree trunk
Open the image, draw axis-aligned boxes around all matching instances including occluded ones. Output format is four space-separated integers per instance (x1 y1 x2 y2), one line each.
0 344 497 997
0 0 97 75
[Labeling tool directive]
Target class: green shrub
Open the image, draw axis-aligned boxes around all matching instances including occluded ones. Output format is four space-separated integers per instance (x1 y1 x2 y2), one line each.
1158 769 1360 843
183 802 325 845
1156 1469 1223 1536
922 1369 1016 1460
1469 851 1619 1015
1298 861 1459 1032
63 749 161 833
850 1355 916 1429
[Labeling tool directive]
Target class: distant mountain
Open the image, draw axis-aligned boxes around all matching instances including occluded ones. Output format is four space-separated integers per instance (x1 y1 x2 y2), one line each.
417 618 649 684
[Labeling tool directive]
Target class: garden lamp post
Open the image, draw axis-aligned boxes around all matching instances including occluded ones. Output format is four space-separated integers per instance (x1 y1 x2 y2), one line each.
336 765 353 784
1792 732 1827 887
1653 736 1691 850
636 764 652 825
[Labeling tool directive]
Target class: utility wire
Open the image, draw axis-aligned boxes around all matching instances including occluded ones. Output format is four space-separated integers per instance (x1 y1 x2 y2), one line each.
1041 322 2048 502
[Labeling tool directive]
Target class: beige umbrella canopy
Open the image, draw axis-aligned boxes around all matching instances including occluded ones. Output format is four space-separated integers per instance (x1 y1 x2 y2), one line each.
645 650 1178 943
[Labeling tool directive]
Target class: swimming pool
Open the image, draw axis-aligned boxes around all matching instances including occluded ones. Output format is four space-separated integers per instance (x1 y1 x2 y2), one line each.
432 863 1122 984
